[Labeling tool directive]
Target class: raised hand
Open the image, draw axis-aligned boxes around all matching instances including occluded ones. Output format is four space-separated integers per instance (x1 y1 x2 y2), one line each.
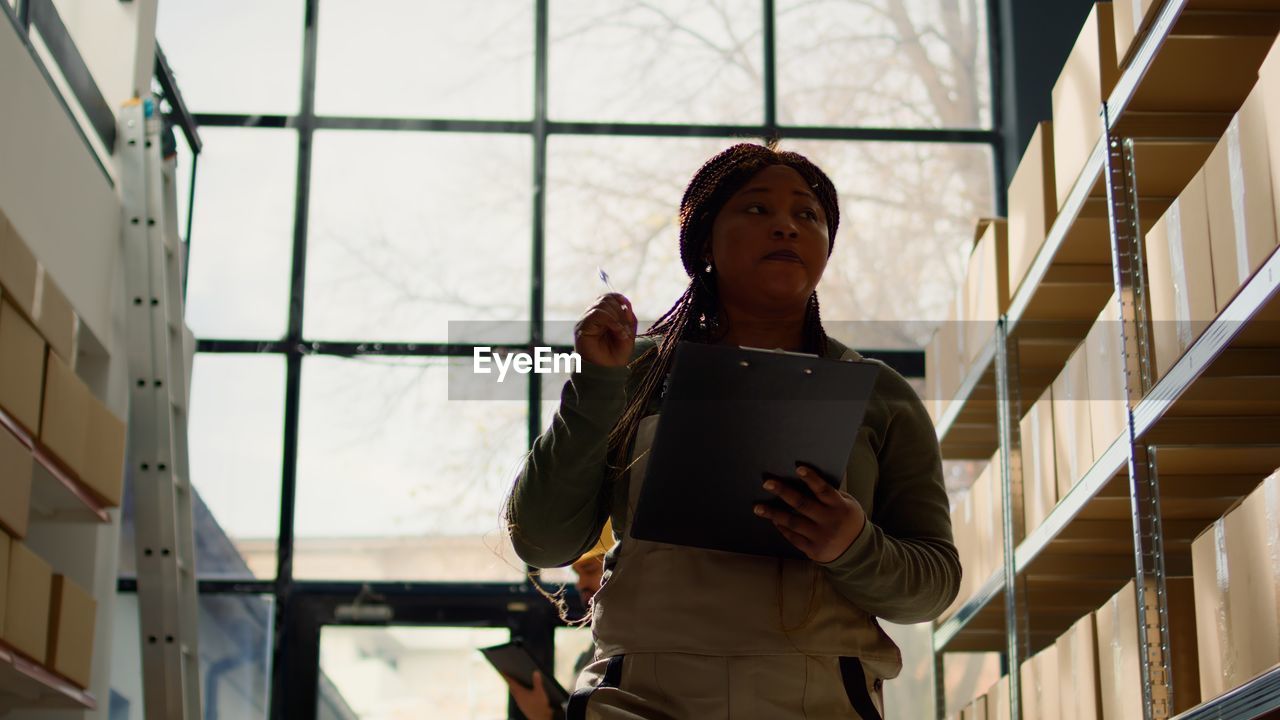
574 293 638 368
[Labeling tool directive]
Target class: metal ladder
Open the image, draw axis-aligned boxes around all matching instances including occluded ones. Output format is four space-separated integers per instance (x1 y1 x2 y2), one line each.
119 95 202 720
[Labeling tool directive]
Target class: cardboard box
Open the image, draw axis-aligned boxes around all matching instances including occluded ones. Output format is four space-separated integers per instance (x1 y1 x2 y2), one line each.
40 347 90 480
928 301 966 425
1192 472 1280 699
1113 0 1156 65
976 453 1005 586
82 397 126 507
1205 84 1279 310
1021 386 1057 536
962 695 989 720
1052 342 1093 498
1086 294 1128 461
986 674 1012 720
47 574 95 688
945 652 1003 717
0 211 38 318
1226 471 1280 686
1020 644 1061 720
1192 517 1238 699
1097 578 1200 720
0 298 46 435
965 221 1010 369
943 488 977 621
32 269 78 367
1008 122 1058 299
1057 613 1103 720
1052 3 1120 210
0 426 32 538
3 540 51 662
1146 169 1218 380
1257 36 1280 253
1120 0 1280 64
1131 20 1277 116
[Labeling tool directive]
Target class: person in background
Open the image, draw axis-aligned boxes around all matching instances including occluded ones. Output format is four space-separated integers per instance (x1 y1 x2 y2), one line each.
500 531 609 720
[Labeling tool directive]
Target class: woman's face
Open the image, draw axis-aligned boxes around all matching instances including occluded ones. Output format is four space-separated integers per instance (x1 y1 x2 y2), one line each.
706 164 831 313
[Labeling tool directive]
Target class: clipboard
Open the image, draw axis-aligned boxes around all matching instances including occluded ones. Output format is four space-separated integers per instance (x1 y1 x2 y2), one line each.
628 341 880 559
479 639 570 706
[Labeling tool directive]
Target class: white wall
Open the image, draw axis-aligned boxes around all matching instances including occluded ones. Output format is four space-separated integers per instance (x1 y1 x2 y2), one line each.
49 0 157 107
0 3 159 718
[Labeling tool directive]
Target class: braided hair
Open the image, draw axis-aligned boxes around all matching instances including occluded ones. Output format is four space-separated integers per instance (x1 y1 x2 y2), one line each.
604 141 842 496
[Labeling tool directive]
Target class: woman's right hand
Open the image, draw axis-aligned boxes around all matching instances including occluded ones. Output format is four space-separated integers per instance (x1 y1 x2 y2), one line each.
574 293 638 368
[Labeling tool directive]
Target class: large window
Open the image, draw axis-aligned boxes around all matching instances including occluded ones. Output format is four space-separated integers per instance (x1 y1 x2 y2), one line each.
132 1 999 716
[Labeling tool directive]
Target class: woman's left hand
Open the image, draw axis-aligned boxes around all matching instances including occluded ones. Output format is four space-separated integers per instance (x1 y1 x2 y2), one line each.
755 464 867 563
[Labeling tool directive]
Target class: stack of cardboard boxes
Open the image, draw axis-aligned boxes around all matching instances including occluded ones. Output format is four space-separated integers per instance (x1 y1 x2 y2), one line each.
1191 470 1280 701
0 209 127 691
926 220 1010 425
940 451 1005 622
1146 58 1280 382
953 573 1206 719
938 4 1280 716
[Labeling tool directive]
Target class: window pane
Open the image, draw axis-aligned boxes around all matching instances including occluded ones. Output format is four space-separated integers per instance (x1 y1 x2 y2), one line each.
156 1 303 115
185 128 296 340
111 594 281 720
554 625 594 690
545 137 991 350
781 140 994 348
170 129 195 244
294 356 528 581
304 131 532 343
550 1 763 124
320 626 510 718
543 135 736 345
776 0 992 128
316 0 533 119
189 354 285 579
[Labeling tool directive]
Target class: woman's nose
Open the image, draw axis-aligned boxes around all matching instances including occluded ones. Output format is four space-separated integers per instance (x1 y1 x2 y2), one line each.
771 222 799 239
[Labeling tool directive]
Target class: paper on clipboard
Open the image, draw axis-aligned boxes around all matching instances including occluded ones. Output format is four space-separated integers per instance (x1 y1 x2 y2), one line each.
629 341 879 558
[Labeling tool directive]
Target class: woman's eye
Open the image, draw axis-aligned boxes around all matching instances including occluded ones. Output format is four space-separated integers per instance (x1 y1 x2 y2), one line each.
746 204 765 214
800 209 819 220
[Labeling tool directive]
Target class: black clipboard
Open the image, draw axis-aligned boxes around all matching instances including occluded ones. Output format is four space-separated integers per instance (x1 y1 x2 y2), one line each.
628 341 880 558
479 639 570 706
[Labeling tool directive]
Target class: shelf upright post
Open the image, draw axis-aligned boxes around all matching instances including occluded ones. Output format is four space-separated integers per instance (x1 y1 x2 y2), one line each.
933 645 946 719
994 319 1029 720
1102 105 1171 720
119 96 203 720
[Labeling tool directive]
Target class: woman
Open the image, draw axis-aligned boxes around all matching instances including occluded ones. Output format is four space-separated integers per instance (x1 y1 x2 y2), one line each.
506 142 959 719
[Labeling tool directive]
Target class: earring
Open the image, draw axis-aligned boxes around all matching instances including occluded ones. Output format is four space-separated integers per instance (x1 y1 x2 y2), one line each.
704 262 713 273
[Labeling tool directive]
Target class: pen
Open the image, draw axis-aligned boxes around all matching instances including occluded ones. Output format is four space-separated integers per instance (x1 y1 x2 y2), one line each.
598 266 629 313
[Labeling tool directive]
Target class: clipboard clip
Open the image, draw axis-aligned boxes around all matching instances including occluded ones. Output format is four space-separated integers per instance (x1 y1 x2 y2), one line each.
737 345 818 374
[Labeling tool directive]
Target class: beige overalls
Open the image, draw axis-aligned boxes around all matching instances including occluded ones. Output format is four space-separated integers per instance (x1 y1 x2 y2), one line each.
569 350 902 719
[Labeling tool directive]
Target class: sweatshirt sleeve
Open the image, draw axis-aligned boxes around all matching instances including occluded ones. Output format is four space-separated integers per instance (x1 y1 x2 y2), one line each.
820 364 961 624
506 338 655 568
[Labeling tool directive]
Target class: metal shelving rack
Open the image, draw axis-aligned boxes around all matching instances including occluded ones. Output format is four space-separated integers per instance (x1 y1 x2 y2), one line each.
930 1 1280 718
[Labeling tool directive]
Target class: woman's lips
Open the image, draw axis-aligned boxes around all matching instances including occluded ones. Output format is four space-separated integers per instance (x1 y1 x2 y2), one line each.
762 251 803 264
